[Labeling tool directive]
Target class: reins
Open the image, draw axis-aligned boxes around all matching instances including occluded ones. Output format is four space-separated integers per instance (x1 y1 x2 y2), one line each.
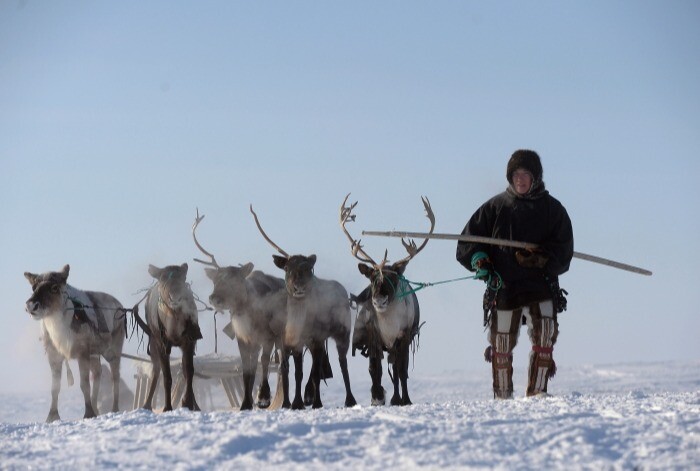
395 273 499 299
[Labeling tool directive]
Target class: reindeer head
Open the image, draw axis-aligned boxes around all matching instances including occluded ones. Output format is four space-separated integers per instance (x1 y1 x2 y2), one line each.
204 263 254 310
148 263 201 342
273 254 316 299
340 194 434 313
357 260 410 312
24 265 70 319
250 205 317 299
192 209 259 310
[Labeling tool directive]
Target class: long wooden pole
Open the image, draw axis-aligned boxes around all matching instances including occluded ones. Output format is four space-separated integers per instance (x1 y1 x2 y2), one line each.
361 230 652 276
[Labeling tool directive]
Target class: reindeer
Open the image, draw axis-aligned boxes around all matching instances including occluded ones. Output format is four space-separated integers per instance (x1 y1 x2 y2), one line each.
23 264 126 422
138 263 202 412
192 210 287 410
250 205 357 409
340 194 434 406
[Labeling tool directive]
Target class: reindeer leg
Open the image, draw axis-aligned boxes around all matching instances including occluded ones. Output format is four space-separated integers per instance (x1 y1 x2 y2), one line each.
369 354 385 406
335 334 357 408
280 348 292 409
89 356 101 415
238 341 255 411
303 375 315 406
180 342 197 411
389 348 402 406
142 341 161 411
160 348 173 412
247 343 258 411
291 350 305 410
77 354 96 419
108 358 121 413
399 340 412 406
256 341 273 409
45 341 63 422
309 345 323 409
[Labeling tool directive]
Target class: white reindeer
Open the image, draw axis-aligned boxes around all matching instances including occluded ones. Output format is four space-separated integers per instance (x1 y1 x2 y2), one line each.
24 265 126 422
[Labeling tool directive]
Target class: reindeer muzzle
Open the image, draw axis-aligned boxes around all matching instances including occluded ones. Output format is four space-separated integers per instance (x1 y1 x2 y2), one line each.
25 301 41 317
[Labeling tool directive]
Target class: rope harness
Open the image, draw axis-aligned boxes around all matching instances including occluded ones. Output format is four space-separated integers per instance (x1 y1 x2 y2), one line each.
360 253 503 330
384 251 503 328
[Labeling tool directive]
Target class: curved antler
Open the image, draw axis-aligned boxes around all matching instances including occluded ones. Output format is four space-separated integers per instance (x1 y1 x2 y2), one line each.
395 196 435 265
250 205 290 258
340 194 385 267
192 208 220 268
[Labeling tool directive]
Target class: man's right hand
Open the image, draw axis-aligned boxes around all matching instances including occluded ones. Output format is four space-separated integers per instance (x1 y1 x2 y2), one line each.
475 257 495 280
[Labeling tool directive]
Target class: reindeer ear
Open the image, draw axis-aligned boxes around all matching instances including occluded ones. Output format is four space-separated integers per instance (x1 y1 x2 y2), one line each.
148 264 162 278
24 272 39 286
180 263 188 275
392 260 409 276
307 254 317 268
358 263 373 279
58 265 70 283
272 255 288 270
240 262 255 278
204 268 218 280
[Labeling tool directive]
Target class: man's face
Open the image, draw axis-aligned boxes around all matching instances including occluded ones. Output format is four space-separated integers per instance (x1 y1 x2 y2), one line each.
512 168 533 195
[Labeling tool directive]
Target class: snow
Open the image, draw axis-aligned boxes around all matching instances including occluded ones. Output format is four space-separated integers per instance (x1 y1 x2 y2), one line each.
1 361 698 470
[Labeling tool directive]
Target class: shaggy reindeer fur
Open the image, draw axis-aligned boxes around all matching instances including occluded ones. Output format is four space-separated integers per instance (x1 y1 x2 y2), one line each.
273 254 357 409
24 265 126 422
205 264 287 410
352 270 421 406
139 263 202 412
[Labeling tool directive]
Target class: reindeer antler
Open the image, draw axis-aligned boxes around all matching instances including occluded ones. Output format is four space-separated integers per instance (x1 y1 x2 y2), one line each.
192 208 220 268
396 196 435 265
250 205 290 258
340 194 386 267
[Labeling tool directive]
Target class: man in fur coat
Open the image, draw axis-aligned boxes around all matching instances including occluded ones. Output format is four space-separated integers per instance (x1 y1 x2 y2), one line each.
456 149 574 399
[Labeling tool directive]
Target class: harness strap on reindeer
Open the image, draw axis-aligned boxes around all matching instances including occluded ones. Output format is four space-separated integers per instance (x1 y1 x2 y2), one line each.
64 289 112 334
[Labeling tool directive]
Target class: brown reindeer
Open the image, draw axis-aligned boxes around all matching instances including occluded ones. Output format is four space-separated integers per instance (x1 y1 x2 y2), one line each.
251 205 357 409
139 263 202 412
340 194 434 406
24 264 126 422
192 210 287 410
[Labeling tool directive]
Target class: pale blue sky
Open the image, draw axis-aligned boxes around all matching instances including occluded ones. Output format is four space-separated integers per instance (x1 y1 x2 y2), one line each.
1 1 698 394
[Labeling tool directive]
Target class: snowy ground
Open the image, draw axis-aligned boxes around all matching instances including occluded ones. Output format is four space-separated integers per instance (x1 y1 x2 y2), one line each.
1 361 698 470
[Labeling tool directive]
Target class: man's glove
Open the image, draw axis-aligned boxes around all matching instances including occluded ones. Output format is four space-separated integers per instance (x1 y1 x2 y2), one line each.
515 249 549 269
471 251 495 281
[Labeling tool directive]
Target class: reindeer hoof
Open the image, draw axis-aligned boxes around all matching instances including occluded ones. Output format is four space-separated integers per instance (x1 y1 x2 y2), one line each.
291 398 305 410
390 395 402 406
371 387 386 406
345 395 357 407
257 398 271 409
46 410 61 423
83 406 97 419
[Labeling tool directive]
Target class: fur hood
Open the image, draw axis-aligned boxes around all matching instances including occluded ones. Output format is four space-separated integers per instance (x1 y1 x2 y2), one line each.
507 149 543 184
506 149 545 198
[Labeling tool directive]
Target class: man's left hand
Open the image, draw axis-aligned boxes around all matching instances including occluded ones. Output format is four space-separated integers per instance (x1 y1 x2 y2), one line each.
515 249 549 269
